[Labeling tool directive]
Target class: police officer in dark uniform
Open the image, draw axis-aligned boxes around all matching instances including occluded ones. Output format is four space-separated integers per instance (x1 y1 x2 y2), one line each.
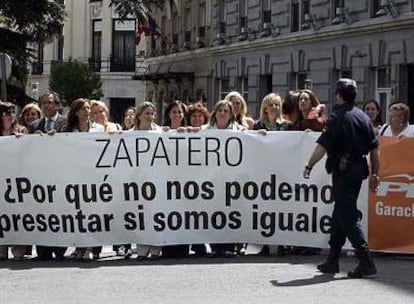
303 78 380 278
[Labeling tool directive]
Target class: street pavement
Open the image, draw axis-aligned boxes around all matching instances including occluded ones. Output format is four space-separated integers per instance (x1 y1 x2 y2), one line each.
0 247 413 304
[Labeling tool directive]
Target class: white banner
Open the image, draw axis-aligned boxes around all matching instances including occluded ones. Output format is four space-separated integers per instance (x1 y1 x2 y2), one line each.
0 131 367 247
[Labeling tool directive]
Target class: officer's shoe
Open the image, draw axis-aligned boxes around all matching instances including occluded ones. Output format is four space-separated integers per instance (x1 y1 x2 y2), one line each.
347 248 377 278
317 260 339 274
317 248 341 274
347 261 377 278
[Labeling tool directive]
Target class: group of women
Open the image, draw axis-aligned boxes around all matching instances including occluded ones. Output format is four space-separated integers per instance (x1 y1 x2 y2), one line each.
0 87 412 261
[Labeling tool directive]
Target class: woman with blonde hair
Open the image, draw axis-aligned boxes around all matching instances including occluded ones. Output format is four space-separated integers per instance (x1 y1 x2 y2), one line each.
20 103 42 128
90 100 122 133
131 101 163 260
133 101 161 131
379 102 414 137
224 91 254 129
253 93 293 131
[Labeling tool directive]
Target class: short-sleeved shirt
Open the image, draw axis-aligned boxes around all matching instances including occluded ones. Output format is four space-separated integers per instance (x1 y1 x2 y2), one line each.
317 103 378 157
379 124 414 137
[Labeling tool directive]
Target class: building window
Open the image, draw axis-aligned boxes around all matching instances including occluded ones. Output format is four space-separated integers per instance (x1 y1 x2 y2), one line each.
218 0 227 35
219 78 230 99
332 0 344 13
197 3 207 46
172 10 179 46
239 77 249 102
376 66 392 122
291 1 300 32
239 0 248 34
184 8 191 31
263 0 271 11
291 0 315 31
341 69 352 79
31 43 44 75
57 35 64 61
372 0 382 18
90 19 102 72
160 16 167 53
378 67 392 88
184 8 192 45
301 0 311 30
111 19 136 72
199 2 206 27
262 0 272 37
290 72 307 90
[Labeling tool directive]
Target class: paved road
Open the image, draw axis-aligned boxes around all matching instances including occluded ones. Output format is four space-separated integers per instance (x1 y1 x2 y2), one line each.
1 249 413 304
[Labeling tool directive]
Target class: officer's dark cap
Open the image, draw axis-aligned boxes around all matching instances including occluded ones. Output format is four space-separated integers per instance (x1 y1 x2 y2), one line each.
335 78 357 95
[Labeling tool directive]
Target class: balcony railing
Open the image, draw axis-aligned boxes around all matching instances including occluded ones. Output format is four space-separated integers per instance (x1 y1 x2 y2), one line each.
88 57 102 72
110 55 135 72
29 56 146 75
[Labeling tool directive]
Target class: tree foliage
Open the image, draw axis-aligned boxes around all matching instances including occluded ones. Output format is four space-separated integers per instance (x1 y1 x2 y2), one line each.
49 59 103 106
110 0 165 22
0 0 65 62
0 0 65 104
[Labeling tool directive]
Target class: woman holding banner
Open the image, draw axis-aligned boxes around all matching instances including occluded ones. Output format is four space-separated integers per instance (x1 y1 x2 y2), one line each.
123 106 136 130
224 91 254 129
90 100 122 133
187 102 209 129
162 100 191 258
65 98 104 261
294 90 327 132
186 102 211 256
0 101 28 260
163 100 188 130
253 93 293 131
202 99 245 257
282 90 300 124
19 103 42 129
362 100 382 136
379 102 414 137
131 101 163 260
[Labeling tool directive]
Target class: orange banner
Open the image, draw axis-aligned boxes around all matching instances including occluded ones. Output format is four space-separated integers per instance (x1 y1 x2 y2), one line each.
368 137 414 253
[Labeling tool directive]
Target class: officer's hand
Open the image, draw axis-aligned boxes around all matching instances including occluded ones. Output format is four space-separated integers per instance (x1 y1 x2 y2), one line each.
369 175 379 192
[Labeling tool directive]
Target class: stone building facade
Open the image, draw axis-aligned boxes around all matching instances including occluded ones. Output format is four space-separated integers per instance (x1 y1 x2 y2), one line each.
144 0 414 122
27 0 148 123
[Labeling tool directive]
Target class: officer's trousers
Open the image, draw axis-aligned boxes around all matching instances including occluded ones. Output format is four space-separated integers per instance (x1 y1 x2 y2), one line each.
329 172 368 251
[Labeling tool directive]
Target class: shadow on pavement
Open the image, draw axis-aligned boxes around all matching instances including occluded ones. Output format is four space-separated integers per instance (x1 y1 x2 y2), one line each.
271 274 349 287
1 254 414 296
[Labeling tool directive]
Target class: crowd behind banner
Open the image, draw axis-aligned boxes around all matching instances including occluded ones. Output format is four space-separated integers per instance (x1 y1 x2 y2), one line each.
0 88 413 262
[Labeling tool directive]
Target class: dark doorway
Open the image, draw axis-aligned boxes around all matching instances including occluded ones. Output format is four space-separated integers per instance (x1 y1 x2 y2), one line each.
109 98 135 125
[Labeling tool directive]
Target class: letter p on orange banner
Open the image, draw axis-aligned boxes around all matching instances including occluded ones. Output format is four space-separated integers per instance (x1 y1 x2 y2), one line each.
368 137 414 253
